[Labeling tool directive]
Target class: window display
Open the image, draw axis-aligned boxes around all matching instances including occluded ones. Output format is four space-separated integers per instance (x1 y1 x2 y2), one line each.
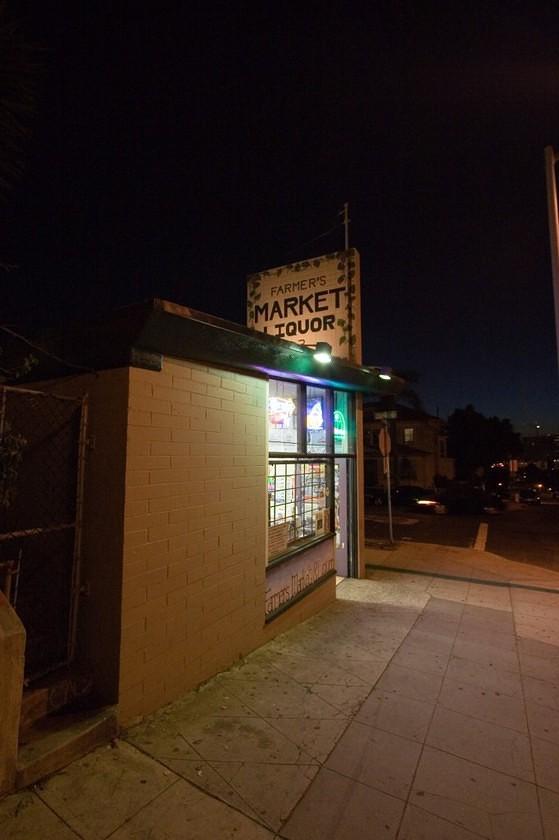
268 380 298 452
268 461 330 560
267 378 355 565
334 390 354 454
306 386 328 454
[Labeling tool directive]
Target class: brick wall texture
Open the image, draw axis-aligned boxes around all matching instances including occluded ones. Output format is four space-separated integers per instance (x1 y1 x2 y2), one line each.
119 358 335 723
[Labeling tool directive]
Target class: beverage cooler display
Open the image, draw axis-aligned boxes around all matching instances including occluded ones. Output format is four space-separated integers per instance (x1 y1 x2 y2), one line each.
268 461 330 547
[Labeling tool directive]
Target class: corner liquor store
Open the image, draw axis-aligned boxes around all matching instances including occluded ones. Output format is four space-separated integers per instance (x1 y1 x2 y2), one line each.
2 299 400 733
265 377 356 618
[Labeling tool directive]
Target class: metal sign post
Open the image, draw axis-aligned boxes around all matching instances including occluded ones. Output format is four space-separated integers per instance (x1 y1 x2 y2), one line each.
378 421 394 543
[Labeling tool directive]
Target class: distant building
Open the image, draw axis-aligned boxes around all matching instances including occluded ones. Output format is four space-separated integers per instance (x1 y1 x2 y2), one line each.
520 434 559 472
364 402 455 490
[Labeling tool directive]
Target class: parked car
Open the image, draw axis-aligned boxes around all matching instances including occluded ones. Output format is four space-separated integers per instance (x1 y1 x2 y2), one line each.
365 485 425 507
518 487 542 505
365 487 387 506
406 487 447 515
365 485 447 514
391 485 424 507
439 485 505 515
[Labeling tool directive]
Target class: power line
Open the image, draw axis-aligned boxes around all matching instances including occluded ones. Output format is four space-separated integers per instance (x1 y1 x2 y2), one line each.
284 216 343 258
0 325 97 374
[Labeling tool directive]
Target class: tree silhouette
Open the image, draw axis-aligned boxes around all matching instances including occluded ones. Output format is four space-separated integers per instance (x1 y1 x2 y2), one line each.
391 369 424 412
447 404 521 481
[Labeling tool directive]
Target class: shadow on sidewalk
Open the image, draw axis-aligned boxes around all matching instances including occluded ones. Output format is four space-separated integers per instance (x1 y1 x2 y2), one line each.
2 574 559 839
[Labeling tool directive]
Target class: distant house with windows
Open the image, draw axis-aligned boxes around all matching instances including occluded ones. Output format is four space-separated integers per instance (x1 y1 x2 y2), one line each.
520 434 559 473
364 402 455 491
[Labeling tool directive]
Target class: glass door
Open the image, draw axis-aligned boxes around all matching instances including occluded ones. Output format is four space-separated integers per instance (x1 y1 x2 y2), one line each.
334 457 357 577
334 459 349 576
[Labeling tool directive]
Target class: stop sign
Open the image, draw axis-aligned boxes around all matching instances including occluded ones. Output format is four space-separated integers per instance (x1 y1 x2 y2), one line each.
378 427 391 456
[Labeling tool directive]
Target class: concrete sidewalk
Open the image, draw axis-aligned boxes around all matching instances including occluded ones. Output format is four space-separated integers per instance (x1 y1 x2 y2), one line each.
3 548 559 839
365 538 559 591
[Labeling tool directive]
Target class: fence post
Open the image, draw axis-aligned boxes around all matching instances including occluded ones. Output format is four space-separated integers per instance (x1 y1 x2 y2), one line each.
0 386 6 438
0 590 25 796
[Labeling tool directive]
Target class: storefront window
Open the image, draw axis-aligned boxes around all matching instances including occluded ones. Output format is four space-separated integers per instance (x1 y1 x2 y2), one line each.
267 379 355 565
268 460 330 560
306 387 328 454
268 380 298 452
333 390 354 454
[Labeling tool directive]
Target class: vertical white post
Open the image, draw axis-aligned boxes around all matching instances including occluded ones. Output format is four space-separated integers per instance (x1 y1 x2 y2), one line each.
544 146 559 373
384 420 394 544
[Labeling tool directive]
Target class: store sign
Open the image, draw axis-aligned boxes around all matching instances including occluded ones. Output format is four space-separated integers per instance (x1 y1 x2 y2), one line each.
247 249 362 363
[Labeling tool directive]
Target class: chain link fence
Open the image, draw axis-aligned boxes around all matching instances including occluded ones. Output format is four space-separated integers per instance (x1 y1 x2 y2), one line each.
0 386 87 681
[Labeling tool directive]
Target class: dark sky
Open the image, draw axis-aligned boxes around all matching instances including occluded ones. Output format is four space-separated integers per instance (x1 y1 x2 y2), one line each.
3 2 559 433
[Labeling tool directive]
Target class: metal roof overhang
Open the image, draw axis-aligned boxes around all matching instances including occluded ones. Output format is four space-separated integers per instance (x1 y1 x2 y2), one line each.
132 300 403 395
6 299 404 396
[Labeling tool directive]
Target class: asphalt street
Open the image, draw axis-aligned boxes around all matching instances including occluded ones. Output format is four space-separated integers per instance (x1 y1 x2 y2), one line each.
487 503 559 570
365 501 559 569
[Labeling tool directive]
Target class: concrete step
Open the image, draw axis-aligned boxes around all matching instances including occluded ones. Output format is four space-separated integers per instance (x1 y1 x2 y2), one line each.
16 705 117 790
19 668 94 741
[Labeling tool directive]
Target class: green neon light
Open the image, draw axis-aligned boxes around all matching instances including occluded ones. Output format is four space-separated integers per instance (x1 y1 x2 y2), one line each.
333 409 346 440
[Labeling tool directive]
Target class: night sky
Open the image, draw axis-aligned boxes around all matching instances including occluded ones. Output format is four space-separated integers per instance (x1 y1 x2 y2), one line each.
3 2 559 434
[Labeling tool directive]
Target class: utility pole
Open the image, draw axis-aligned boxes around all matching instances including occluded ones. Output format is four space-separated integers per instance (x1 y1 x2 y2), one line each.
544 147 559 374
341 201 355 359
343 201 350 251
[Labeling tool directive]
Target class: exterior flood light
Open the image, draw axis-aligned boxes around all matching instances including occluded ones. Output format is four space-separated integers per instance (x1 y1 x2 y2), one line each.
313 342 332 364
366 366 392 380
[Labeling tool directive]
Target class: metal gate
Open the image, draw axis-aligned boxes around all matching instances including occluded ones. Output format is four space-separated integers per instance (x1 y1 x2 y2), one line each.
0 386 87 682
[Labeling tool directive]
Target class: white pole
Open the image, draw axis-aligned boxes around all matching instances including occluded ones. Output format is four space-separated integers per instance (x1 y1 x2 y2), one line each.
384 420 394 543
544 146 559 374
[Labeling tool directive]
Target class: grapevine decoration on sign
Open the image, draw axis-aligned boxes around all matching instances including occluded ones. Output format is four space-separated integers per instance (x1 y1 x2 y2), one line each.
247 250 358 360
334 251 357 355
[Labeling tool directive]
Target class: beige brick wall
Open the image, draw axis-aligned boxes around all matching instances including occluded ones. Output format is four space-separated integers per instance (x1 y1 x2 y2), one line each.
119 359 338 723
262 573 336 644
120 358 272 722
24 363 338 727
